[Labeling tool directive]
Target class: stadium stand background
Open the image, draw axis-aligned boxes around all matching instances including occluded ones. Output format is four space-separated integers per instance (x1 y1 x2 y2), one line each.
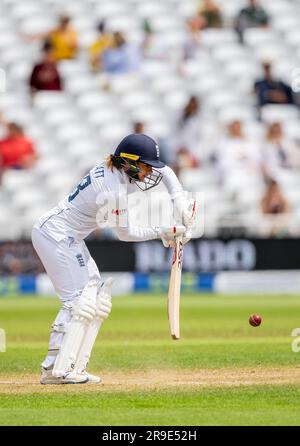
1 0 300 244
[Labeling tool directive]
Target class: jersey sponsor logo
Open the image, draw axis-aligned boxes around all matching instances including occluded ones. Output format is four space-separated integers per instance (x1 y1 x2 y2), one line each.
111 208 127 216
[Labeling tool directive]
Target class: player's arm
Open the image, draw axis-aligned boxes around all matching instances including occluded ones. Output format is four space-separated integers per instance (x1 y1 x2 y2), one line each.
112 166 197 245
96 184 160 242
19 29 55 41
113 223 185 247
159 165 184 200
113 222 159 242
111 205 184 244
159 165 197 239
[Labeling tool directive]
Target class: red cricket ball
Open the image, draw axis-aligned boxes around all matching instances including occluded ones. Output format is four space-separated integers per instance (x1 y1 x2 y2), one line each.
249 314 262 327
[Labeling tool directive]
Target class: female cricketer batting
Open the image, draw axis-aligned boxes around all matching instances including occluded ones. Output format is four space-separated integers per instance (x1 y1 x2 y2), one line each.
32 134 195 384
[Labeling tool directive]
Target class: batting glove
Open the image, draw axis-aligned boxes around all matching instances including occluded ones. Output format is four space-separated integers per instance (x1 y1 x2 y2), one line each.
173 195 197 231
156 225 186 248
96 277 114 320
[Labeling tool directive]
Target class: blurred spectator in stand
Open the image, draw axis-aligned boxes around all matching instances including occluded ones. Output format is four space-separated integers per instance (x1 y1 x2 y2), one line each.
0 115 38 182
183 16 203 59
24 14 78 61
50 15 78 60
89 21 113 72
142 18 154 54
102 32 141 74
262 122 300 175
29 40 62 94
235 0 269 43
198 0 223 29
173 96 202 150
0 241 44 275
254 62 295 108
175 147 199 176
260 178 291 236
214 120 262 185
170 96 201 175
133 121 145 134
261 179 290 215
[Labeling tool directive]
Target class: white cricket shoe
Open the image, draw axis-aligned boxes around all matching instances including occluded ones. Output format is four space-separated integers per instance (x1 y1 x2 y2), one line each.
40 367 63 385
40 367 88 385
81 372 102 384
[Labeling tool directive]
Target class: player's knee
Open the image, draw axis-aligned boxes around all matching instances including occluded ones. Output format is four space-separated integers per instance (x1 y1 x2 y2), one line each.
51 301 73 333
62 301 73 312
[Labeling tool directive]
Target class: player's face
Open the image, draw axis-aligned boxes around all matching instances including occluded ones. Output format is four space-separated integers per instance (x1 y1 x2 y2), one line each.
137 162 152 181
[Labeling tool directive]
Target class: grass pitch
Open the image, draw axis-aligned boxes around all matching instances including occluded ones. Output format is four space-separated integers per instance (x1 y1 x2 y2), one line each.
0 293 300 425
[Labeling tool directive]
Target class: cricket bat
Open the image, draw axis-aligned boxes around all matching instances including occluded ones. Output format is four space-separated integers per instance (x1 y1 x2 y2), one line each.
168 230 184 340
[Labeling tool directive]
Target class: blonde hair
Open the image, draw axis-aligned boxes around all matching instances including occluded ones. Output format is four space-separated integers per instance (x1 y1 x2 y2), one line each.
106 155 115 171
106 154 142 172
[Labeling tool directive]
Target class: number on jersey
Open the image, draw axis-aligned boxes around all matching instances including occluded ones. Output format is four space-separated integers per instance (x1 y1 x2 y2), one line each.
68 174 91 202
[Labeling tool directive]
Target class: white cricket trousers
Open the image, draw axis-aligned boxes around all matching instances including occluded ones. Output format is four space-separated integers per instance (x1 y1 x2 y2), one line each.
31 226 101 368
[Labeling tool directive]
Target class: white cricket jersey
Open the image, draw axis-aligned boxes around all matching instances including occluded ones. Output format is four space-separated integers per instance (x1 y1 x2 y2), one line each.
35 162 183 242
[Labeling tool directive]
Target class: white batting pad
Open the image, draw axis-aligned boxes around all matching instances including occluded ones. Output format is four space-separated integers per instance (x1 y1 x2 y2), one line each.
52 281 99 377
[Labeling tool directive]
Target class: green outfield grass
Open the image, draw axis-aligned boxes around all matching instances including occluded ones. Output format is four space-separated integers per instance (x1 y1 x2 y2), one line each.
0 293 300 425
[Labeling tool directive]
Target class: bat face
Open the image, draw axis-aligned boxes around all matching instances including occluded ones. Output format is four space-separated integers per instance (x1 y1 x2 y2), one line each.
168 236 183 340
